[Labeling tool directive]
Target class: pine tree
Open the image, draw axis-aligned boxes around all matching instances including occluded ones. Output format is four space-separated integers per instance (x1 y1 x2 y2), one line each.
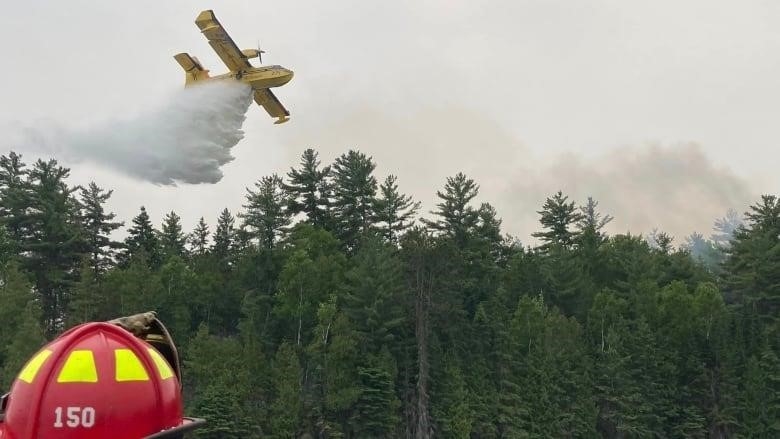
431 357 473 438
305 297 361 435
722 195 780 327
241 174 292 249
331 150 379 251
159 211 186 260
342 238 406 354
373 175 420 244
188 217 210 256
284 148 333 228
212 208 235 265
270 342 303 438
184 324 253 437
23 158 85 335
421 172 479 248
79 182 123 277
352 365 402 437
532 191 583 251
0 152 31 252
711 208 742 248
122 206 161 268
578 196 613 236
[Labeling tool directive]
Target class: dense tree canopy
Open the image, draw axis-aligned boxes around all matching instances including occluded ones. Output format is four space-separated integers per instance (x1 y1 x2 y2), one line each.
0 149 777 438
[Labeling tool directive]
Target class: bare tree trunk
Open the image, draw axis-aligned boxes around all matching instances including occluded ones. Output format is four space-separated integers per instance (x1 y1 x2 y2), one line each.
414 264 432 439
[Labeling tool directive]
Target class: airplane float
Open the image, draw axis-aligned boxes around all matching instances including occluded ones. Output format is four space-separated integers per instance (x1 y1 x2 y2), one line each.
174 10 293 124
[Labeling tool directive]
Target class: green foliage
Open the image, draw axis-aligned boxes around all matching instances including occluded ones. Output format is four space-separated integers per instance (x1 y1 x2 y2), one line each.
2 148 778 438
79 182 123 276
422 172 479 247
284 148 333 229
373 174 420 243
160 210 186 260
241 174 292 249
188 217 210 256
0 302 46 389
270 341 303 438
533 190 584 250
331 150 378 252
122 206 161 268
212 208 235 267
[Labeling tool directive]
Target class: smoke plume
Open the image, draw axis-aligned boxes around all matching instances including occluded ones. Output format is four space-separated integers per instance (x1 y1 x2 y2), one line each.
278 106 755 243
13 81 253 185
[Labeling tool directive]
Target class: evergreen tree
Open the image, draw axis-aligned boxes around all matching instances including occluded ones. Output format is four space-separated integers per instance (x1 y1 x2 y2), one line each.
212 208 235 265
342 238 406 354
578 196 614 235
682 231 723 270
159 211 186 259
185 324 253 437
79 182 123 277
422 172 479 247
23 159 85 335
0 152 31 251
241 174 292 249
352 365 402 437
123 206 161 268
284 148 333 228
270 342 303 438
188 217 210 256
305 297 362 435
373 175 420 244
532 191 583 250
331 150 379 251
722 195 780 328
711 208 742 248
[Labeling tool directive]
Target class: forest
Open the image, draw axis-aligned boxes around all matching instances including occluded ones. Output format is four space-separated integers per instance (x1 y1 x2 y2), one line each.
0 148 778 438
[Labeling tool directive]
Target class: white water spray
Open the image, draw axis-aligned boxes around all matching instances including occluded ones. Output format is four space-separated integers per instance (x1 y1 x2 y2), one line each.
13 81 254 185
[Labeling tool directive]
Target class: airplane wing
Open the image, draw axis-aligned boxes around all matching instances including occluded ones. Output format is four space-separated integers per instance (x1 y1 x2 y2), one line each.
195 10 251 72
254 89 290 124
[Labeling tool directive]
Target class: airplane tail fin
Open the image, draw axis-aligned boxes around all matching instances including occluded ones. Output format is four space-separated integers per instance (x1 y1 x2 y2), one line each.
174 53 211 85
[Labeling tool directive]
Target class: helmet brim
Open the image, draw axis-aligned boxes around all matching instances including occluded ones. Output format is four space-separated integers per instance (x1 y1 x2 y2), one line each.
143 417 206 438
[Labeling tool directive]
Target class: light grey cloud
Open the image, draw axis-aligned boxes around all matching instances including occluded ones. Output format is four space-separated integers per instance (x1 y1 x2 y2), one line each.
0 0 775 241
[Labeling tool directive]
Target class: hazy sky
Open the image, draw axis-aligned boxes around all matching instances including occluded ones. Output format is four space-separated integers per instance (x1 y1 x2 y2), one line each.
2 0 778 244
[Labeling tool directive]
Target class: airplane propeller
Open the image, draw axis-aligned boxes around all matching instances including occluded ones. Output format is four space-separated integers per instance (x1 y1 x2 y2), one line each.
256 41 266 64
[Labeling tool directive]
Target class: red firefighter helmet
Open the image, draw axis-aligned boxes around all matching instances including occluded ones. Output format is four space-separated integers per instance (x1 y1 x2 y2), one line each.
0 320 204 438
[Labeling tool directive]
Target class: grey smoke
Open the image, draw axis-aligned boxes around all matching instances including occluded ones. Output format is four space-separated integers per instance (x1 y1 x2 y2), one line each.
14 81 253 185
277 106 755 243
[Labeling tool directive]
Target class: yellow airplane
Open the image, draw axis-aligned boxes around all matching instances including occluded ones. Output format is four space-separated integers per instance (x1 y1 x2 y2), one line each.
174 10 294 124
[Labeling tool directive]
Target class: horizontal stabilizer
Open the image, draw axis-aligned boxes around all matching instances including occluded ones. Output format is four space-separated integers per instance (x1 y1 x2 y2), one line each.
173 53 210 85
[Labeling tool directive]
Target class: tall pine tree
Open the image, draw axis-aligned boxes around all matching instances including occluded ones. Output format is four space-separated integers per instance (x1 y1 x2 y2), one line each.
79 182 123 277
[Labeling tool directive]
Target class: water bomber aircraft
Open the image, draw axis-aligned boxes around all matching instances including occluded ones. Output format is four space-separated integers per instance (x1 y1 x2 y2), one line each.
174 10 294 124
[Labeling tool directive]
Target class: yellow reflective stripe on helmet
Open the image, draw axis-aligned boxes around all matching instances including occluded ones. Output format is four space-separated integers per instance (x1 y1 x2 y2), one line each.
57 350 98 383
18 349 53 383
147 348 174 380
114 349 149 381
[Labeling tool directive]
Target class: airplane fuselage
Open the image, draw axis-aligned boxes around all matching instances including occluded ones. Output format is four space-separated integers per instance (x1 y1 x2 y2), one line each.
211 64 294 90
